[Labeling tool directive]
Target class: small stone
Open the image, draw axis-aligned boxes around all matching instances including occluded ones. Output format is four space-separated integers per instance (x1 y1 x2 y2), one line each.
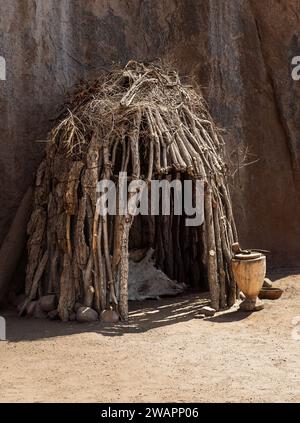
100 309 119 323
34 303 48 319
76 307 98 323
26 301 37 317
74 302 83 313
263 278 273 288
48 309 59 320
199 306 216 317
39 295 57 312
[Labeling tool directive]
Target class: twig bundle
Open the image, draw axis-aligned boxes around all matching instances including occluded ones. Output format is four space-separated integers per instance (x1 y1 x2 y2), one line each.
24 61 237 321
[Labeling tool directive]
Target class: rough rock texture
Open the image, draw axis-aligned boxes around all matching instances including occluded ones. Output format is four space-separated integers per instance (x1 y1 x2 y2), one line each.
0 0 299 267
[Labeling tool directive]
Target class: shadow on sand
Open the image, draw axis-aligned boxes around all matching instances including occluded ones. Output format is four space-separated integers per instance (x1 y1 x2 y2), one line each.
2 291 252 342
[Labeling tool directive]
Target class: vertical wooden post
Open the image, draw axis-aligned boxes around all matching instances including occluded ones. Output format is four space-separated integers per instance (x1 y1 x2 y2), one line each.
204 185 220 310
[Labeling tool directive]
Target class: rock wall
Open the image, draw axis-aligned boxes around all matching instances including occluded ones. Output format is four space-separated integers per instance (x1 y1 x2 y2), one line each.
0 0 299 266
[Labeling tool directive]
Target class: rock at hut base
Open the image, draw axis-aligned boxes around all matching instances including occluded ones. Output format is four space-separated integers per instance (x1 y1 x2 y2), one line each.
39 294 57 312
34 303 48 319
199 306 216 317
74 302 83 313
48 309 59 320
101 309 120 323
76 307 98 323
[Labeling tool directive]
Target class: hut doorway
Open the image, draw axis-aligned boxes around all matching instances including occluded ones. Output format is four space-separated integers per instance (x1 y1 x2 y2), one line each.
128 179 207 295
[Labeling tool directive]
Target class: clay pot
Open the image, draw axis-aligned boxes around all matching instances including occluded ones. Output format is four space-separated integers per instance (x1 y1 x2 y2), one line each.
231 253 266 311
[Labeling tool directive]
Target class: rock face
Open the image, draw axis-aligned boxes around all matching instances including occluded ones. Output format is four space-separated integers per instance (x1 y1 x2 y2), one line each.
0 0 299 267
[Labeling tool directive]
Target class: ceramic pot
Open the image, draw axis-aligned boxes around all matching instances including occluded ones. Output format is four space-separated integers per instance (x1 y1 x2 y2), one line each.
231 253 266 311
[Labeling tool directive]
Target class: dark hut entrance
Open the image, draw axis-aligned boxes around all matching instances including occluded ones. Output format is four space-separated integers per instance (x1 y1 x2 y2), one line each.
22 61 238 323
128 181 206 291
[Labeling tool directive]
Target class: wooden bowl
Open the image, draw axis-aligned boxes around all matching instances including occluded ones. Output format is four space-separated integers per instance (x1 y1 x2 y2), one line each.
258 287 283 300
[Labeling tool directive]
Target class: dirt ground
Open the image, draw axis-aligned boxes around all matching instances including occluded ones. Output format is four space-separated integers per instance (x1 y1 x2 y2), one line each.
1 271 300 403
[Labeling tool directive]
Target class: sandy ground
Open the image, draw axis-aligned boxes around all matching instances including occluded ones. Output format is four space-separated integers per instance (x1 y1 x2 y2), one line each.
1 271 300 403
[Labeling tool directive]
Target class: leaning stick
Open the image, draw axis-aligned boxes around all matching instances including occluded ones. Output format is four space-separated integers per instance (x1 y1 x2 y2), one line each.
220 183 237 242
19 250 48 315
130 111 141 179
212 186 226 309
204 185 220 310
152 110 168 171
219 209 236 307
103 142 118 307
92 207 102 312
118 216 131 320
147 137 154 182
66 214 72 256
146 108 161 174
97 216 105 310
